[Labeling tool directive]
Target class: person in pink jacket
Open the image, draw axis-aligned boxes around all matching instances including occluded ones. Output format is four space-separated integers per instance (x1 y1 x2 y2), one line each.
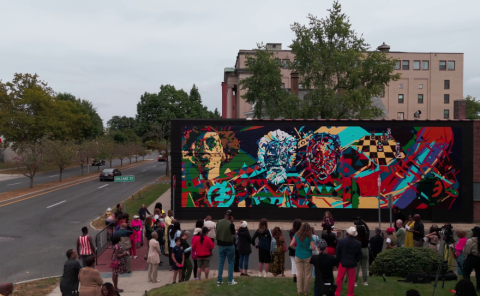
192 227 214 280
131 215 143 246
455 229 467 276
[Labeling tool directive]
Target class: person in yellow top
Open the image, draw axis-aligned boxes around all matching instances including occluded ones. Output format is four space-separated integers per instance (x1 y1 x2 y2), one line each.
404 214 415 248
164 210 174 255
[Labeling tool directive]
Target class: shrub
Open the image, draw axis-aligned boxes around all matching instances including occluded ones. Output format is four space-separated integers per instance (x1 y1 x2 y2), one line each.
369 247 440 277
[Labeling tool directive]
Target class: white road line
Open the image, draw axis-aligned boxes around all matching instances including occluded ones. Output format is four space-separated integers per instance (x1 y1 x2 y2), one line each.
99 184 109 189
49 175 58 178
153 166 156 168
6 182 21 186
46 200 66 208
142 170 146 172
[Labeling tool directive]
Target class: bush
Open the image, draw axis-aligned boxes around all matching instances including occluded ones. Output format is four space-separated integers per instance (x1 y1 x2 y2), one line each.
369 247 440 277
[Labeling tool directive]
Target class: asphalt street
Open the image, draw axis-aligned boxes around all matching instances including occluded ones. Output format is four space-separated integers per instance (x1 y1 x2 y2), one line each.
0 157 167 282
0 152 163 193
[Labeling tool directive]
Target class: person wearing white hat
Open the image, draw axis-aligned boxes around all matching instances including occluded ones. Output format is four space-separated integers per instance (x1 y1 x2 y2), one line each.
237 221 252 276
131 215 143 252
334 226 362 296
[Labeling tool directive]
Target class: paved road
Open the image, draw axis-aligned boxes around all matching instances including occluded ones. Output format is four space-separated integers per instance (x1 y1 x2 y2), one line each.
0 159 167 282
0 153 164 193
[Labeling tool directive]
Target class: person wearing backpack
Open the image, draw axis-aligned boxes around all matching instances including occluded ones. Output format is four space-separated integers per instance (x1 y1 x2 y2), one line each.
290 223 315 295
251 218 273 277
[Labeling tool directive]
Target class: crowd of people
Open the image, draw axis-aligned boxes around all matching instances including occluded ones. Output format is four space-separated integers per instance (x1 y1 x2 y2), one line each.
9 202 474 296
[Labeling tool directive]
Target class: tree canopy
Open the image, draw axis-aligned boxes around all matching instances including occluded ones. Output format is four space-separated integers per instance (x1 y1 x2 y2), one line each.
466 95 480 119
107 116 137 131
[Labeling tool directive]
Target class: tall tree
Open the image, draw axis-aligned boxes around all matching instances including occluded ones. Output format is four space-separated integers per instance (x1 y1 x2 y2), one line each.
466 95 480 119
44 139 76 181
289 1 401 119
12 141 46 188
107 116 137 131
76 140 97 175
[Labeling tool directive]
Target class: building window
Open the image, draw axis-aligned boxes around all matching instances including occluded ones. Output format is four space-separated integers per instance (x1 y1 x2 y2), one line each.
419 84 423 89
281 83 285 89
397 112 404 120
399 83 403 89
402 60 409 70
444 94 450 104
282 59 289 68
394 61 401 70
422 60 429 70
413 60 420 70
444 80 450 89
398 94 404 104
418 94 424 104
444 109 449 119
448 61 455 70
299 83 303 89
274 58 281 67
440 60 447 70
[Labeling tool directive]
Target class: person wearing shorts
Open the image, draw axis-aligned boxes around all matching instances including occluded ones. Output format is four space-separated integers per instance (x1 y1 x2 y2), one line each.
172 238 184 284
192 227 215 280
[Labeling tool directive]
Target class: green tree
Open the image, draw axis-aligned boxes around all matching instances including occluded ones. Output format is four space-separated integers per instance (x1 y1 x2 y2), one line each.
239 44 289 119
107 116 137 131
57 92 104 139
44 139 76 181
12 141 47 188
289 2 401 119
76 140 97 175
0 74 92 146
466 95 480 119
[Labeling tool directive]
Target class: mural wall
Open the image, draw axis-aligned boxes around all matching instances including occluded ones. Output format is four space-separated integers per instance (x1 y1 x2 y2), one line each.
181 125 462 210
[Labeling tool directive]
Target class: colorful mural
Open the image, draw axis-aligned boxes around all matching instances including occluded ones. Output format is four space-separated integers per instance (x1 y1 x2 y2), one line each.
181 125 461 210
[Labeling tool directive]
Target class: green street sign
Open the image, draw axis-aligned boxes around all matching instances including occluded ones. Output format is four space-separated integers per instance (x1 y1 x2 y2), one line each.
114 175 135 182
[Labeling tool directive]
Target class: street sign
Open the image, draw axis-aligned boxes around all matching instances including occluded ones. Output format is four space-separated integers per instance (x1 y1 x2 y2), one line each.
114 176 135 182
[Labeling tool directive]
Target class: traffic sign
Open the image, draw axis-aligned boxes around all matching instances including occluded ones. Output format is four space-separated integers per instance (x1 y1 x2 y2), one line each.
114 176 135 182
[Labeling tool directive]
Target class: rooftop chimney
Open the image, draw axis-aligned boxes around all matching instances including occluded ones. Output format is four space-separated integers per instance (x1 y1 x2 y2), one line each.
454 99 466 119
377 42 390 52
290 71 299 96
266 43 282 51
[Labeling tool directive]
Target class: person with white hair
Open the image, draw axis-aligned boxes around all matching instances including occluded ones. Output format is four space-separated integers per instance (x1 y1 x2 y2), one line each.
237 221 252 276
310 239 337 296
334 226 362 296
394 219 406 247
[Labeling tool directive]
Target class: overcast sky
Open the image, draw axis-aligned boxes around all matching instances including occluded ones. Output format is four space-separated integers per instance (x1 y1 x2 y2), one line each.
1 0 479 124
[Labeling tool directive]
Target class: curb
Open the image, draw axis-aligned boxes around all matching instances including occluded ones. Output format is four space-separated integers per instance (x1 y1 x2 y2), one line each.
14 275 61 284
90 216 103 230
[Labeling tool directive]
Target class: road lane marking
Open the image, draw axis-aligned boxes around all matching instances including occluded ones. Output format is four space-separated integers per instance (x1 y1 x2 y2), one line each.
153 166 156 168
99 184 109 189
6 182 21 186
49 175 58 178
46 200 66 208
0 160 153 208
142 170 146 172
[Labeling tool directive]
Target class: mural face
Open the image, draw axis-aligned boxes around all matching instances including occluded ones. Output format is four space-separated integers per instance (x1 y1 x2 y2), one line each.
181 125 462 210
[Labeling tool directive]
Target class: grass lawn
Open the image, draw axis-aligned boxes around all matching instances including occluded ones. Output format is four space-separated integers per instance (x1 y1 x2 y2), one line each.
13 277 60 296
147 276 461 296
91 182 170 229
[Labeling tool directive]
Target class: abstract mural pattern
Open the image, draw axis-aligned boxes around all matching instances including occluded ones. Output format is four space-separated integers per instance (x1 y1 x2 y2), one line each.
181 125 461 210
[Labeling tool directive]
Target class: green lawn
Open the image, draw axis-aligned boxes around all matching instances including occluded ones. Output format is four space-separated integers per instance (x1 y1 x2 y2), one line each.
122 183 170 217
148 276 463 296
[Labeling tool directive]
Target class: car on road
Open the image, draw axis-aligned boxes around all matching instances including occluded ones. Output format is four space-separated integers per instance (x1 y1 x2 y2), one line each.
158 154 166 162
99 168 122 181
92 159 106 166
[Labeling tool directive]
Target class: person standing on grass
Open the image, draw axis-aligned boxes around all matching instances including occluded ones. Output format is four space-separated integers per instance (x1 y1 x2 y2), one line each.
269 226 286 277
192 220 204 279
216 209 237 286
180 230 193 281
147 232 162 283
204 215 217 244
455 229 467 276
0 283 13 296
138 204 151 221
60 249 81 296
394 220 406 247
355 225 369 287
310 239 337 296
77 227 96 268
290 222 315 296
462 226 480 291
252 218 273 278
172 238 184 284
237 221 252 276
321 225 337 256
114 204 123 219
289 219 302 283
368 228 384 276
192 227 215 280
409 214 424 248
334 226 362 296
385 227 397 250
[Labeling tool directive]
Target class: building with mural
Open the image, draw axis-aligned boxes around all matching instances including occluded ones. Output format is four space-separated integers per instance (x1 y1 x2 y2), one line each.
172 119 478 222
222 43 463 121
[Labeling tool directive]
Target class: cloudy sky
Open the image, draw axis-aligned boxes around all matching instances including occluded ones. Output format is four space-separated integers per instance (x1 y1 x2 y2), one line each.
1 0 479 124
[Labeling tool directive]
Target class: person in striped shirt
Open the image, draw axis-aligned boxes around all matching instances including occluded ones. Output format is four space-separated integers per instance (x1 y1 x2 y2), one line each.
77 226 96 267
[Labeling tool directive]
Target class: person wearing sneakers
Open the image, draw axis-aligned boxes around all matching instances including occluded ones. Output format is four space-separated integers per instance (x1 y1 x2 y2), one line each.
192 227 215 280
215 209 237 286
290 222 315 296
251 218 273 278
310 239 337 296
334 226 362 296
237 221 252 276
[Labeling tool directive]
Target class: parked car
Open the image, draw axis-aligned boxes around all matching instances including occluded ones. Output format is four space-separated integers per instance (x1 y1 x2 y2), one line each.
92 159 106 166
158 154 166 162
99 168 121 181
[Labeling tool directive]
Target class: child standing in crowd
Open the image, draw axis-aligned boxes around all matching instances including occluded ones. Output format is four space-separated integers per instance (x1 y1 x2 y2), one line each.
172 238 184 284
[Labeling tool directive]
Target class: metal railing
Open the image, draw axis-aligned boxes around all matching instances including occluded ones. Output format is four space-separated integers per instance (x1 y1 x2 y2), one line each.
95 221 115 264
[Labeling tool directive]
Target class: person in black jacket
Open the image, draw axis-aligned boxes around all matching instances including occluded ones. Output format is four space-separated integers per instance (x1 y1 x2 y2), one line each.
310 239 337 296
60 249 82 296
237 221 252 276
138 204 151 222
251 218 272 277
335 226 362 296
368 227 384 276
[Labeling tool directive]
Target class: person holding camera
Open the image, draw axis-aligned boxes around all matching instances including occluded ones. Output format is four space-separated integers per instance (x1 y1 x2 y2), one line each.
322 212 335 231
462 226 480 291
